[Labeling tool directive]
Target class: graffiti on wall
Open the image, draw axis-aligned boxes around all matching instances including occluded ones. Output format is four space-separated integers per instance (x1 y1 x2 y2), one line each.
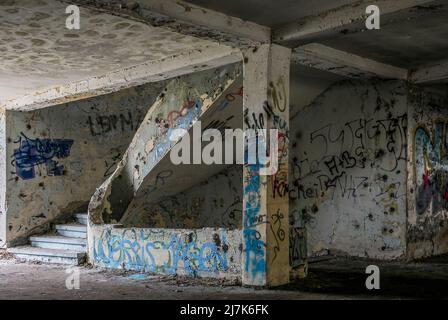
289 222 306 267
289 88 409 258
290 113 407 203
267 77 290 271
243 164 266 280
12 133 74 180
148 99 203 172
242 74 290 281
216 86 243 111
93 228 231 276
88 111 142 136
104 152 122 178
414 120 448 215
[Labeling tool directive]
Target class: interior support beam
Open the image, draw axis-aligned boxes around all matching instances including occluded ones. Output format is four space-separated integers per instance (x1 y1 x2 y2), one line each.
410 60 448 84
242 44 291 287
292 43 408 80
274 0 437 47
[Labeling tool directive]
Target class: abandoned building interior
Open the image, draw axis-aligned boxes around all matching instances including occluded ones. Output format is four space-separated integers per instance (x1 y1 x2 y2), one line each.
0 0 448 289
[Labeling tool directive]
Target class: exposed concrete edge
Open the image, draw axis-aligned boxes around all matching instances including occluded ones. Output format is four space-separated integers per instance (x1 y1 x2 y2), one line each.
410 60 448 84
292 43 409 80
2 46 242 111
273 0 438 46
64 0 271 47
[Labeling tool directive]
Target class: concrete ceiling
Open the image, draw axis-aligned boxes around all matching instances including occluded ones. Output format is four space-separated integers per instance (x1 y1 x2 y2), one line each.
2 0 447 105
320 3 448 69
189 0 448 71
187 0 357 27
0 0 222 104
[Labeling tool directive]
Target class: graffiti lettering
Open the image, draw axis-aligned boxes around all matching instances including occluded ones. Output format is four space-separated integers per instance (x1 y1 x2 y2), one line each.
12 133 74 180
88 112 138 136
94 229 230 276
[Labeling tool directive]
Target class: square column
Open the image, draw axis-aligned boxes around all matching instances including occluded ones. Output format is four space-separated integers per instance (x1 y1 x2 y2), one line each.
242 44 291 287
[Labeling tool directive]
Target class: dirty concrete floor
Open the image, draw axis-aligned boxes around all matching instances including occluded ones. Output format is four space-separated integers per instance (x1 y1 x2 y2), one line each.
284 255 448 299
0 252 447 299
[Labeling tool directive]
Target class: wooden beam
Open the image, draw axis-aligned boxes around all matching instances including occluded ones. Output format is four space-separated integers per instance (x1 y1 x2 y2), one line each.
410 60 448 84
274 0 438 47
292 43 408 80
65 0 271 47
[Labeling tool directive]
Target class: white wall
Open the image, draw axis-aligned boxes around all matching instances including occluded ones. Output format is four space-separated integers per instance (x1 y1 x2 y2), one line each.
289 79 408 260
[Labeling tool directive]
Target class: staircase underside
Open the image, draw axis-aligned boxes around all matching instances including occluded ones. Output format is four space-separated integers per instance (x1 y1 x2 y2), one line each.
89 63 244 227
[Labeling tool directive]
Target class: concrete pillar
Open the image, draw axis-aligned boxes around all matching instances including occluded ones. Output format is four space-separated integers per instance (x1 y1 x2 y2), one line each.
242 44 291 287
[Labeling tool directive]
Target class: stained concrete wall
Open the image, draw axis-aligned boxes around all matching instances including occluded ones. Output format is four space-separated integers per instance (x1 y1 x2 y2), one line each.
407 85 448 259
3 83 164 246
289 80 408 260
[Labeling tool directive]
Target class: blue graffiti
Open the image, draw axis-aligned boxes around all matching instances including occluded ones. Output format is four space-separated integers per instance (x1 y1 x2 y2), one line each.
243 164 266 280
243 229 266 276
415 122 448 167
143 99 203 178
13 133 74 180
93 229 229 276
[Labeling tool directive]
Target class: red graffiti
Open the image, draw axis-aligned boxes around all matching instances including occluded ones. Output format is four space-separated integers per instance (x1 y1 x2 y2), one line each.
166 100 197 127
225 87 243 102
423 174 430 188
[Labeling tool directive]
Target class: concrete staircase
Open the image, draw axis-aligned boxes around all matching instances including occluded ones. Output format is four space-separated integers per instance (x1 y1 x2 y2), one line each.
9 214 87 265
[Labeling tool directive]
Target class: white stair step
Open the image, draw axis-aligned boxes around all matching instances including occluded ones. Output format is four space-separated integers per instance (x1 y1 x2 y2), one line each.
30 235 86 250
75 213 88 225
56 224 87 239
9 246 86 265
